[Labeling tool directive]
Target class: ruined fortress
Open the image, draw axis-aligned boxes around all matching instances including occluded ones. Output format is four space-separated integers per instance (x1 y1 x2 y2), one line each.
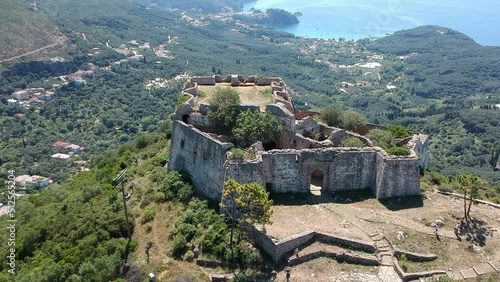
168 75 429 201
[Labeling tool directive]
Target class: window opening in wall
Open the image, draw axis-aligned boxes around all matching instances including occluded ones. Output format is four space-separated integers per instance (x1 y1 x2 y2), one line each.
310 170 324 196
180 140 185 148
182 114 189 124
295 155 300 163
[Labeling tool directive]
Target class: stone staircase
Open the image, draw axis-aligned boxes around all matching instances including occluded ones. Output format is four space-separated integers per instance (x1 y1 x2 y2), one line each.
370 232 403 282
370 232 393 267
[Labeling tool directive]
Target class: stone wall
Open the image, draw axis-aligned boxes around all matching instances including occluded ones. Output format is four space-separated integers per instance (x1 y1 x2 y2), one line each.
191 76 216 85
262 151 307 193
256 77 281 86
168 121 233 201
328 150 378 191
243 224 377 263
375 154 420 199
226 161 265 188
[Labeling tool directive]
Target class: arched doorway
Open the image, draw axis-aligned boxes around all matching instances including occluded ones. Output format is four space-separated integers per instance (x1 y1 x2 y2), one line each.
310 170 324 195
182 114 189 124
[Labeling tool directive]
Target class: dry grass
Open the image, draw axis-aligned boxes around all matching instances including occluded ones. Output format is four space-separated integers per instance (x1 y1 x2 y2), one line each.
196 84 273 111
275 257 378 282
130 201 209 280
266 191 500 278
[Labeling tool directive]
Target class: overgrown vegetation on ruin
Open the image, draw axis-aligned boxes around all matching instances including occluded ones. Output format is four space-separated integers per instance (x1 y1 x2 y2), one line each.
320 104 368 133
207 87 241 133
233 110 282 148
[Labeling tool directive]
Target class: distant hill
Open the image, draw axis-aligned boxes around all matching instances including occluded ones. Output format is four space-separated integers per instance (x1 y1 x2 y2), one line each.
369 25 500 98
133 0 253 13
0 0 66 61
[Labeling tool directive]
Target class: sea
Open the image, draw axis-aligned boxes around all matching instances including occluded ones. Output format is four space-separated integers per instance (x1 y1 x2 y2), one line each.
243 0 500 46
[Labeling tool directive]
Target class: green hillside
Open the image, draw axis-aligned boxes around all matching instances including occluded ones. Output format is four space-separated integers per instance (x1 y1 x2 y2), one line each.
0 0 65 61
369 25 500 98
133 0 253 13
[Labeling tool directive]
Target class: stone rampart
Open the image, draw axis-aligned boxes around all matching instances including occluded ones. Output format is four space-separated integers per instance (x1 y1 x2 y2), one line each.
243 224 377 263
192 76 216 85
256 77 281 86
375 154 420 199
168 121 233 201
226 161 265 188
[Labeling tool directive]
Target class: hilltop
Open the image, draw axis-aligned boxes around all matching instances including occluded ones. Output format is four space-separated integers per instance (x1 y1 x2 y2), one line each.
369 25 500 98
0 0 67 61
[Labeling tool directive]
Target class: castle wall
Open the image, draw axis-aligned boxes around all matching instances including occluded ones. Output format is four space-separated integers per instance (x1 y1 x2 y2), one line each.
168 121 232 201
262 151 308 193
375 155 420 199
328 150 378 191
256 77 281 86
191 76 215 85
226 161 265 188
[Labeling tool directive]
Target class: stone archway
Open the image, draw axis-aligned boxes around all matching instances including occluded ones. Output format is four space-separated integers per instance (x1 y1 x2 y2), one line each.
310 170 324 195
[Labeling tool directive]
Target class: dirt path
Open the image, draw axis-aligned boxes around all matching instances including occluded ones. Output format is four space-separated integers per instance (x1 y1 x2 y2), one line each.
0 37 65 62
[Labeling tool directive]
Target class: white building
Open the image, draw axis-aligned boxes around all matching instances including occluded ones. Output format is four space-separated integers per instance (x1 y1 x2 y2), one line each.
51 153 71 162
7 99 19 106
12 90 28 100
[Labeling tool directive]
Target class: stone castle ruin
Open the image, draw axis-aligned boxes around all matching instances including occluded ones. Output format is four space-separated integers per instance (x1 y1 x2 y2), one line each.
168 75 429 201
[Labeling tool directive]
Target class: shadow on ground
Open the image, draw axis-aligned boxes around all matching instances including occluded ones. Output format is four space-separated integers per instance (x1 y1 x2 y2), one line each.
378 195 424 211
270 189 375 206
463 218 495 247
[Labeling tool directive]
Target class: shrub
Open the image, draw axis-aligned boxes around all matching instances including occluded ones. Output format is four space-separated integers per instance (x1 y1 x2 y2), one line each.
230 148 245 160
172 234 188 258
341 137 365 147
160 172 193 203
386 147 411 156
320 104 343 127
135 135 149 149
437 183 454 193
176 94 190 106
184 250 195 262
128 240 138 252
428 171 449 185
140 188 155 208
367 129 395 149
388 125 412 138
233 110 283 147
141 209 155 225
342 110 368 133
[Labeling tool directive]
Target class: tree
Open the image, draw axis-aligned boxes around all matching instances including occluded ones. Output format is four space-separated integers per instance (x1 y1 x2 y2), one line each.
388 125 412 138
320 104 344 127
453 174 488 222
233 110 283 147
159 171 193 203
207 87 240 133
367 129 395 149
220 180 273 264
342 110 367 133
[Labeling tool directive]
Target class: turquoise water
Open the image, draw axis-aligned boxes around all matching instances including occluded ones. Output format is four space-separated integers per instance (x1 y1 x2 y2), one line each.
243 0 500 46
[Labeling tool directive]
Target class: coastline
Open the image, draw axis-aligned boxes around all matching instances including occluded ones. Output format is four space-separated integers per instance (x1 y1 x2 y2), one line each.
242 0 500 46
